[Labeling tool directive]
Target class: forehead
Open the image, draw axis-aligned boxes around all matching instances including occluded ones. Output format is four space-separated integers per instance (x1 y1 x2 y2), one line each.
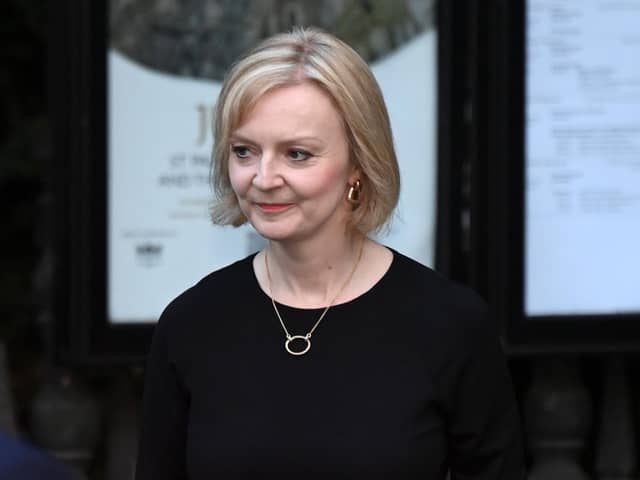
233 82 345 137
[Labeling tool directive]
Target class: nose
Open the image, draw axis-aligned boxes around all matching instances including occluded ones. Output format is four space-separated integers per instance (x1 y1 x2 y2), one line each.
252 153 284 190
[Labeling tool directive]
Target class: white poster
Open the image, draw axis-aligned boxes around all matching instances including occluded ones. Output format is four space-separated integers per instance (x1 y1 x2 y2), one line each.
108 1 438 323
526 0 640 316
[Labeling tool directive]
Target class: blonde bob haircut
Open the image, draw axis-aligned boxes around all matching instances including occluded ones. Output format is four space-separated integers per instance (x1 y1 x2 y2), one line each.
210 27 400 234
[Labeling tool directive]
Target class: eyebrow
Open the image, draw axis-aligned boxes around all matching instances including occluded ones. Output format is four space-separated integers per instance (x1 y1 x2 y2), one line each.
229 133 324 146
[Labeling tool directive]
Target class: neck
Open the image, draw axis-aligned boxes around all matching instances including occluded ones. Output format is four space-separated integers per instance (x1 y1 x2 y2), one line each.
266 232 365 308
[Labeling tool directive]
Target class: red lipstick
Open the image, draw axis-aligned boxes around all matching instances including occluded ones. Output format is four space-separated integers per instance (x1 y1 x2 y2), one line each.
256 203 293 213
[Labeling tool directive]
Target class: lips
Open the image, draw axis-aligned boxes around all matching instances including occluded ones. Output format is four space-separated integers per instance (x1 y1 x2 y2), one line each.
256 202 293 213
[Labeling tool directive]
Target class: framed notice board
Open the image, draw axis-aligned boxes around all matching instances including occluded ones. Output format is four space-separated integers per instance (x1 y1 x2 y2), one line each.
52 0 464 364
475 0 640 353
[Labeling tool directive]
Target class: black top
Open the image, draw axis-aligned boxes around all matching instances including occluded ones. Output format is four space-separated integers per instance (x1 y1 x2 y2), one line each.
135 249 525 479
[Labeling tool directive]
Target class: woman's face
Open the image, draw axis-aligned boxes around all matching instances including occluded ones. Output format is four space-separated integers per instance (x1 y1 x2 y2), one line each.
228 82 357 244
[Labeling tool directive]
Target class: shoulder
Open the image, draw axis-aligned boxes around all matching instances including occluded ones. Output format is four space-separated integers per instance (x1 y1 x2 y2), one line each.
386 250 506 386
156 253 257 334
386 249 494 341
389 249 487 312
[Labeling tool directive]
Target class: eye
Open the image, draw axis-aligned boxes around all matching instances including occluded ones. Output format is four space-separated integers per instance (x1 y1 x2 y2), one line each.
288 149 311 161
231 145 251 159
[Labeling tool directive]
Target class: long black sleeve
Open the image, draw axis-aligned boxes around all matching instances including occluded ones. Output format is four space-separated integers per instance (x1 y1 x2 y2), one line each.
444 302 526 479
135 310 189 480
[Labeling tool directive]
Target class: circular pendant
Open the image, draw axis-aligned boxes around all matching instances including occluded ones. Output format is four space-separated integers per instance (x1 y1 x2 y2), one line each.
285 335 311 356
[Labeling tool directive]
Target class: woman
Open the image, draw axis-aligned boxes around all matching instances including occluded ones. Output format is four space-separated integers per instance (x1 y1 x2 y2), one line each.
136 28 525 479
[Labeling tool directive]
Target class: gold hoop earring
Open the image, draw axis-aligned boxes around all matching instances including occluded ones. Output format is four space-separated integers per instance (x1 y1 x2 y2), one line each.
347 179 362 206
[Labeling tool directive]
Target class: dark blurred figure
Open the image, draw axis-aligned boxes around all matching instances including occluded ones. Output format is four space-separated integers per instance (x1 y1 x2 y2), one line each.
0 430 77 480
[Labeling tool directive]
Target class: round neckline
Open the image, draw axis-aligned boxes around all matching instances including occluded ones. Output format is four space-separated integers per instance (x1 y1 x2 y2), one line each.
250 247 397 312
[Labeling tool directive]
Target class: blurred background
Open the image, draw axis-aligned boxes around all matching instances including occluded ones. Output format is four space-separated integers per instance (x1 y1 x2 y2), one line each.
1 0 639 479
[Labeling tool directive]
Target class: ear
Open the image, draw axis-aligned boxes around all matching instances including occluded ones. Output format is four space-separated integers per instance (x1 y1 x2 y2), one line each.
348 165 360 185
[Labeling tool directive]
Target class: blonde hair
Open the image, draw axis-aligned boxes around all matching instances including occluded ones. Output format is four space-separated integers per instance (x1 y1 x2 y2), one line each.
210 27 400 234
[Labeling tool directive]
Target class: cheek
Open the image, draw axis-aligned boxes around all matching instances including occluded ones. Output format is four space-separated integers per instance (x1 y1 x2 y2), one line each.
228 162 250 196
306 165 349 198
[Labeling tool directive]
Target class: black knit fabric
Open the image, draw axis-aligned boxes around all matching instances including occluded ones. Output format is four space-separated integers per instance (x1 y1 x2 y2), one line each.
135 249 525 479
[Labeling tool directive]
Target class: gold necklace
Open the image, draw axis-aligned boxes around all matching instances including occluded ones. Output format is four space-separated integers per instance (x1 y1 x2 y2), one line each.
264 238 365 356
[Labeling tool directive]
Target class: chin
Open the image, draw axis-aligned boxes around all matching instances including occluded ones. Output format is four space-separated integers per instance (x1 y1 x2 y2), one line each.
248 220 299 243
